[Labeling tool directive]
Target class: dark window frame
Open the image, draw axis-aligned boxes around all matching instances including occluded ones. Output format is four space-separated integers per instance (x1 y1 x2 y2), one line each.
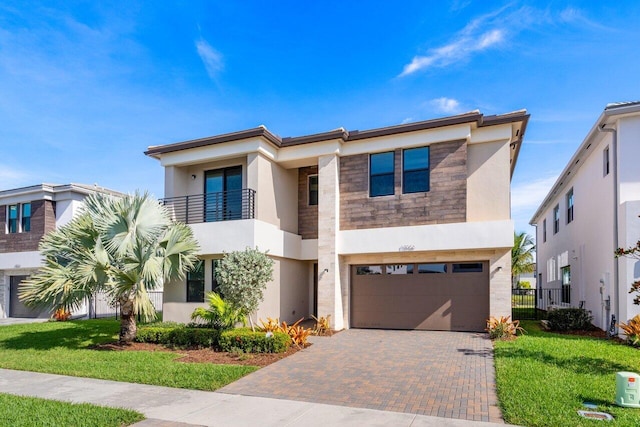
566 188 574 224
8 204 18 234
186 260 205 303
603 146 610 176
21 202 31 232
553 205 560 234
308 174 318 206
204 165 243 222
452 262 484 273
561 265 571 304
542 218 547 242
402 146 430 194
211 259 222 295
369 151 395 197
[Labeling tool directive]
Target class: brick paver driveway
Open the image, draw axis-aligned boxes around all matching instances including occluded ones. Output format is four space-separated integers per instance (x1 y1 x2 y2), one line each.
220 329 503 423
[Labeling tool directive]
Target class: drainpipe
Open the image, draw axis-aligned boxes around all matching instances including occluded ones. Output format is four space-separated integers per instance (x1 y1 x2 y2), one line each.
598 124 619 333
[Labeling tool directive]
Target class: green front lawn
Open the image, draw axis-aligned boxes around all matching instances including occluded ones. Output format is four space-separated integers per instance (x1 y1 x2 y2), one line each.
0 319 257 390
495 321 640 426
0 393 143 427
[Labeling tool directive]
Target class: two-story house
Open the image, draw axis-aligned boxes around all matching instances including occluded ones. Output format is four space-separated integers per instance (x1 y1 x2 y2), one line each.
0 183 124 318
531 102 640 332
146 110 529 331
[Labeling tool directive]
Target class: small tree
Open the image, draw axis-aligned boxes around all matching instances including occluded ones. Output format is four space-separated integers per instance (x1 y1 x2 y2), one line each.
616 240 640 305
215 247 274 330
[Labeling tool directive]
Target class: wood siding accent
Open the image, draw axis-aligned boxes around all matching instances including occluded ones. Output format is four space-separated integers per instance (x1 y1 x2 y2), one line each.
0 200 55 253
298 166 318 239
339 140 467 230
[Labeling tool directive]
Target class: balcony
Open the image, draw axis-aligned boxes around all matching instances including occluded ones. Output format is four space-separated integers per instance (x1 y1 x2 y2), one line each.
161 189 255 224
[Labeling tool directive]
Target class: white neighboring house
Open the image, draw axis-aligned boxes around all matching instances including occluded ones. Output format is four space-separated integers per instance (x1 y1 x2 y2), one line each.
0 183 124 319
146 110 529 332
530 102 640 331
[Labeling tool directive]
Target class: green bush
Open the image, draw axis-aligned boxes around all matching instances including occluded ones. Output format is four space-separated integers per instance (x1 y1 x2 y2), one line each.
218 328 291 353
547 308 593 331
135 325 219 348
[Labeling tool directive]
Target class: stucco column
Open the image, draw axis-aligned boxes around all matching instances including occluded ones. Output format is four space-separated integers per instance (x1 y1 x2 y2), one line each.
317 154 344 329
490 250 511 318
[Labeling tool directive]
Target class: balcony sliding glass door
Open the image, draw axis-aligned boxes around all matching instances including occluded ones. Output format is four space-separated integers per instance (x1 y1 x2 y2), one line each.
205 166 242 222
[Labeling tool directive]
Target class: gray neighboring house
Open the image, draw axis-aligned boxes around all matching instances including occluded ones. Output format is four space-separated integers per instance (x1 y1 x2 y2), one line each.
0 183 124 319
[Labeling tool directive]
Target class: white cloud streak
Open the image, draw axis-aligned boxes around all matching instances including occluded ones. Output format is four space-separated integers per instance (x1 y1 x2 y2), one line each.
429 97 462 114
196 38 224 79
0 164 32 190
511 175 558 213
399 5 608 77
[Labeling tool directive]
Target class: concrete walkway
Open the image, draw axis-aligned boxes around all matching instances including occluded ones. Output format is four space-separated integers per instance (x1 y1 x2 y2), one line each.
222 329 502 423
0 369 514 426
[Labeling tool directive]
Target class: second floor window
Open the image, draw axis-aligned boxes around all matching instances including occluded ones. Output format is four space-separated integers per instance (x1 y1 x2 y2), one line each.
543 219 547 242
8 205 18 233
603 146 610 176
21 203 31 232
308 175 318 206
553 205 560 234
369 152 394 197
566 188 574 224
403 147 430 193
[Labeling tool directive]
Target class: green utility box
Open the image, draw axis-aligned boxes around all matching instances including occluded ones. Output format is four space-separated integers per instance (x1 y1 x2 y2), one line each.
616 372 640 408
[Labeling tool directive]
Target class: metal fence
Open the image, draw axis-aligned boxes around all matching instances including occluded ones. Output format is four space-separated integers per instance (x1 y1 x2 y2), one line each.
512 288 574 320
88 291 163 319
160 189 256 224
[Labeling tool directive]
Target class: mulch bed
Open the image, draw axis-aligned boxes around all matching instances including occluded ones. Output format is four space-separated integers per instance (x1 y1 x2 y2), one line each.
92 341 304 367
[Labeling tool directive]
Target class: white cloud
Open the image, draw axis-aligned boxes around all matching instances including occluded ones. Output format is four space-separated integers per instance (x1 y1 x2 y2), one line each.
195 38 224 79
511 175 558 213
401 117 413 124
0 165 31 190
429 97 461 114
399 5 606 77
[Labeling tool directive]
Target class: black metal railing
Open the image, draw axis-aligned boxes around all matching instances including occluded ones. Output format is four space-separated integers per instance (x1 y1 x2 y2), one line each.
160 189 256 224
512 287 574 320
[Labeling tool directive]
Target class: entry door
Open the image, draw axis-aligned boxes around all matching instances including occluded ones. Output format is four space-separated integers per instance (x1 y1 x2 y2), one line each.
9 276 41 318
204 166 242 221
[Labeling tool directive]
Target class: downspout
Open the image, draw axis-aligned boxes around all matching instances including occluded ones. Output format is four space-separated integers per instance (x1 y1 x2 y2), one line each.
598 124 619 333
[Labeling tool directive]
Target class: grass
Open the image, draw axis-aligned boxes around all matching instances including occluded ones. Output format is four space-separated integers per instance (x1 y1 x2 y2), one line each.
0 393 143 426
494 320 640 426
0 319 257 391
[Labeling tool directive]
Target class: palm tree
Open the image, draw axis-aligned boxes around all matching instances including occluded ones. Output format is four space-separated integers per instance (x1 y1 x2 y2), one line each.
512 231 535 288
19 192 200 343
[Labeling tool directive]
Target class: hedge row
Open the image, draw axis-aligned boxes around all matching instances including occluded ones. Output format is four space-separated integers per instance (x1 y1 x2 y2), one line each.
135 325 291 353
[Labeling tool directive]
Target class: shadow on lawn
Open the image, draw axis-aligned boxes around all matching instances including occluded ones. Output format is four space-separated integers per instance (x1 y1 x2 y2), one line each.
0 321 118 350
496 347 628 375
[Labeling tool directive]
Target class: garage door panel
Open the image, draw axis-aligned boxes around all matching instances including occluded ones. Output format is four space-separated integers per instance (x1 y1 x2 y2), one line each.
351 262 489 332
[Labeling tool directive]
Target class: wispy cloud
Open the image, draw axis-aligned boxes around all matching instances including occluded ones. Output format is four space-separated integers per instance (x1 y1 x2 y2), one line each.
196 38 223 79
401 117 413 124
512 175 558 213
0 164 31 190
399 5 608 77
429 97 462 114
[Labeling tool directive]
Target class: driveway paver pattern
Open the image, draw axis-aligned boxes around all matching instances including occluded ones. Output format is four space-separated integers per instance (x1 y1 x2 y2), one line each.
219 329 503 423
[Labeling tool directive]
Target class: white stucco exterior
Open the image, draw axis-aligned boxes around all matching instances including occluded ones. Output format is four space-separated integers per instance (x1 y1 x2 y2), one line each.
531 103 640 331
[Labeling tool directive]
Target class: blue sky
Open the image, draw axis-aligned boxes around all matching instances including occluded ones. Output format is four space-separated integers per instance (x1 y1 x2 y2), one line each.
1 1 639 236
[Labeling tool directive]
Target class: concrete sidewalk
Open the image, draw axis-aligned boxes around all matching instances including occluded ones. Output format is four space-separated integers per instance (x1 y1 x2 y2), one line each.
0 369 515 427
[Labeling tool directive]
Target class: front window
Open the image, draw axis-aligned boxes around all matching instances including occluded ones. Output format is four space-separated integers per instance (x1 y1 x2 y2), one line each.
452 262 483 273
553 205 560 234
566 188 574 224
187 260 205 302
204 166 243 221
21 203 31 232
561 266 571 304
211 259 222 295
308 175 318 206
403 147 430 193
369 152 394 197
8 205 18 233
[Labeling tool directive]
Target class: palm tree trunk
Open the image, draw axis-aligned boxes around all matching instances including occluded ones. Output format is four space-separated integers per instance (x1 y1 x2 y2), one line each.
119 297 137 343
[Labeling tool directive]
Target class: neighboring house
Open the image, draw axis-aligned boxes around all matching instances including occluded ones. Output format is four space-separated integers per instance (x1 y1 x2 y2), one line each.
146 110 529 331
530 102 640 331
0 183 124 319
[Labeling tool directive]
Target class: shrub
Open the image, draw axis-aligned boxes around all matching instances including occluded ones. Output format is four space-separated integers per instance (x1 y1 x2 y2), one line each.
191 292 245 330
546 308 593 331
219 328 290 353
135 325 219 348
486 316 524 340
311 314 332 336
53 308 71 321
619 315 640 347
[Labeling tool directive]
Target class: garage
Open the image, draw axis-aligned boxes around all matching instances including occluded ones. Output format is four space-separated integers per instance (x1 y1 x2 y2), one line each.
9 275 44 318
350 261 489 332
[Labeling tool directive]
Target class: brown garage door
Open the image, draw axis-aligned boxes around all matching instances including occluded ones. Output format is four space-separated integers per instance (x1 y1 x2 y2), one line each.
9 275 44 318
351 262 489 332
